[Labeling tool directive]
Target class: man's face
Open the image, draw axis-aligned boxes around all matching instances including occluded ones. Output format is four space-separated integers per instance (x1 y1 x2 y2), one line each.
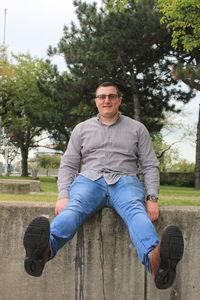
95 86 122 119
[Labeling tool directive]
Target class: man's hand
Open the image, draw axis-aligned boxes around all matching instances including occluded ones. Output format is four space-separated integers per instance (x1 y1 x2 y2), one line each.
55 198 69 215
146 200 159 222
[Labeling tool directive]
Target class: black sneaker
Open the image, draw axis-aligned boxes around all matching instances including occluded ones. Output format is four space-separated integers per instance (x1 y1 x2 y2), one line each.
155 225 184 289
23 216 50 277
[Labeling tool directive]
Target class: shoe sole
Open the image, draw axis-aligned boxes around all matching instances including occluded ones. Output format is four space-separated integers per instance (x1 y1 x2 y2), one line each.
23 216 50 277
155 225 184 289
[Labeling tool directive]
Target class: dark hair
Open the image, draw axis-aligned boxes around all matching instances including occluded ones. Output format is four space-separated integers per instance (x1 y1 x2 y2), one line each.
96 81 120 95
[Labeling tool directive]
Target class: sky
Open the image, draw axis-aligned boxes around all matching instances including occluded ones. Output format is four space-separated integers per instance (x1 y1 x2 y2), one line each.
0 0 199 163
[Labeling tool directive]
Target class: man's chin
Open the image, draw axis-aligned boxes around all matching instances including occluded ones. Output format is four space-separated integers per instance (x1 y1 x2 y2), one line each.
102 111 114 117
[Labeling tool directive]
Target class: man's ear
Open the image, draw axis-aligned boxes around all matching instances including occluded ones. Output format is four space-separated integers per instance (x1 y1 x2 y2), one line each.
93 98 97 106
119 97 123 105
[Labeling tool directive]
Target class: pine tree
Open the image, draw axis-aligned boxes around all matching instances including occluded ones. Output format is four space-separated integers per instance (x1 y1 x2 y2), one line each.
48 0 195 136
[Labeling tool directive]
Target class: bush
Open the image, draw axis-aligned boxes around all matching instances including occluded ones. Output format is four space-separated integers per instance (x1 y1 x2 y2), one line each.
160 172 195 187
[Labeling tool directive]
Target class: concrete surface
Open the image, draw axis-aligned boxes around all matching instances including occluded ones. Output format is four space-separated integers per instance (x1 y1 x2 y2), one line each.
0 179 40 193
0 202 199 300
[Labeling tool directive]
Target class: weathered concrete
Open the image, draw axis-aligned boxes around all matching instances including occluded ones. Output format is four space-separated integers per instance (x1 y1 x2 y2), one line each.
0 179 40 193
0 202 199 300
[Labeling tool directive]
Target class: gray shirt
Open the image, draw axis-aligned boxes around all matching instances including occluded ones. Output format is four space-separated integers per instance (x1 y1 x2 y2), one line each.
58 114 160 199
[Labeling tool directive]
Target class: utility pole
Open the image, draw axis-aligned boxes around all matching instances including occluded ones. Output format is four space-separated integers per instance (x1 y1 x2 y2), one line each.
3 9 7 46
1 8 9 175
195 104 200 189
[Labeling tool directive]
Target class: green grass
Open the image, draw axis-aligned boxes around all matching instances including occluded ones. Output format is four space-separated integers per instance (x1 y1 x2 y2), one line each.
159 185 200 206
1 176 37 180
0 176 199 205
160 185 200 197
0 193 56 202
39 176 58 193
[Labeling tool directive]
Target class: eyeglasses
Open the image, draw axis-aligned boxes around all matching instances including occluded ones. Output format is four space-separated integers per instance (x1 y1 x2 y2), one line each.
95 94 119 101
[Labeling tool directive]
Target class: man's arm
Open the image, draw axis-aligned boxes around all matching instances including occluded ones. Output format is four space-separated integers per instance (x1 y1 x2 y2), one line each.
137 125 160 221
56 125 82 214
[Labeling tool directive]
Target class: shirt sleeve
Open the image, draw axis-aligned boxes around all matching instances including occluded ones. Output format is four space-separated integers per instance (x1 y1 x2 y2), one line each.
57 124 82 199
137 124 160 197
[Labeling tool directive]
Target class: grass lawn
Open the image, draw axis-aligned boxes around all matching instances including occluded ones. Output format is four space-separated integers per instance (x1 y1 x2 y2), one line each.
0 176 199 205
159 185 200 205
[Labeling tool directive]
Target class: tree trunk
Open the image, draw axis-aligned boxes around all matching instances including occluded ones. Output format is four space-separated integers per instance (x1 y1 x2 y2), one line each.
195 105 200 189
131 74 141 121
21 147 29 177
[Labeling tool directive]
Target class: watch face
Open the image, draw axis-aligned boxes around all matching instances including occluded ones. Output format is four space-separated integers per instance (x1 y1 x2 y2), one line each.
151 195 158 201
147 195 158 201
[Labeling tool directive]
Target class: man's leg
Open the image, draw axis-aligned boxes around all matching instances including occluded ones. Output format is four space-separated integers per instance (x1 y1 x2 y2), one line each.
108 176 184 289
23 175 107 276
50 176 107 257
108 176 159 269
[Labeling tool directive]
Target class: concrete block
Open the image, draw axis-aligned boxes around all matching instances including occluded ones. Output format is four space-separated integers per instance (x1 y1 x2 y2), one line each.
0 181 30 194
0 202 199 300
0 179 40 193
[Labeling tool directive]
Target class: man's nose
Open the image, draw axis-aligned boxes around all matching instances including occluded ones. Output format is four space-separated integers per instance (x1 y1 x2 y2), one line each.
104 96 111 102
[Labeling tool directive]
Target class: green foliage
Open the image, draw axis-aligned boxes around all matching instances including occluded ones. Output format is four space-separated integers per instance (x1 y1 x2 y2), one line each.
0 47 15 80
107 0 200 51
106 1 200 92
47 0 194 142
172 63 200 91
154 144 180 173
156 0 200 93
160 158 195 187
169 159 195 172
161 172 195 187
106 0 130 11
0 54 53 175
35 154 61 170
157 0 200 52
37 70 95 151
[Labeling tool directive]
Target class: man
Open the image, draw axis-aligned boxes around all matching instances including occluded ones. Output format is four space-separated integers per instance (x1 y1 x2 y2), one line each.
23 82 184 289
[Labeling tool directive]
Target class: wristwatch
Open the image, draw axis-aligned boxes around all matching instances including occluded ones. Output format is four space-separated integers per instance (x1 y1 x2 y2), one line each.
147 194 158 202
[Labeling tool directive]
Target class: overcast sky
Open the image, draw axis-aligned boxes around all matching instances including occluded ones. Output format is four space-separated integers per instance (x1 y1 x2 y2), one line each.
0 0 199 162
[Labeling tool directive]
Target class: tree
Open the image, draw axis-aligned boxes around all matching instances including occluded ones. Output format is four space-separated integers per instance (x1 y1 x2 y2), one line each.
105 0 200 189
0 46 15 81
155 0 200 189
157 0 200 52
0 54 53 176
48 0 194 139
172 64 200 91
169 159 195 172
0 137 19 170
157 0 200 92
106 0 200 51
35 154 61 170
37 68 95 151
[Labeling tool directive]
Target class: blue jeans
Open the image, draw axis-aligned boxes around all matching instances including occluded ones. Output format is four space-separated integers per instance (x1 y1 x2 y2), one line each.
50 175 159 271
